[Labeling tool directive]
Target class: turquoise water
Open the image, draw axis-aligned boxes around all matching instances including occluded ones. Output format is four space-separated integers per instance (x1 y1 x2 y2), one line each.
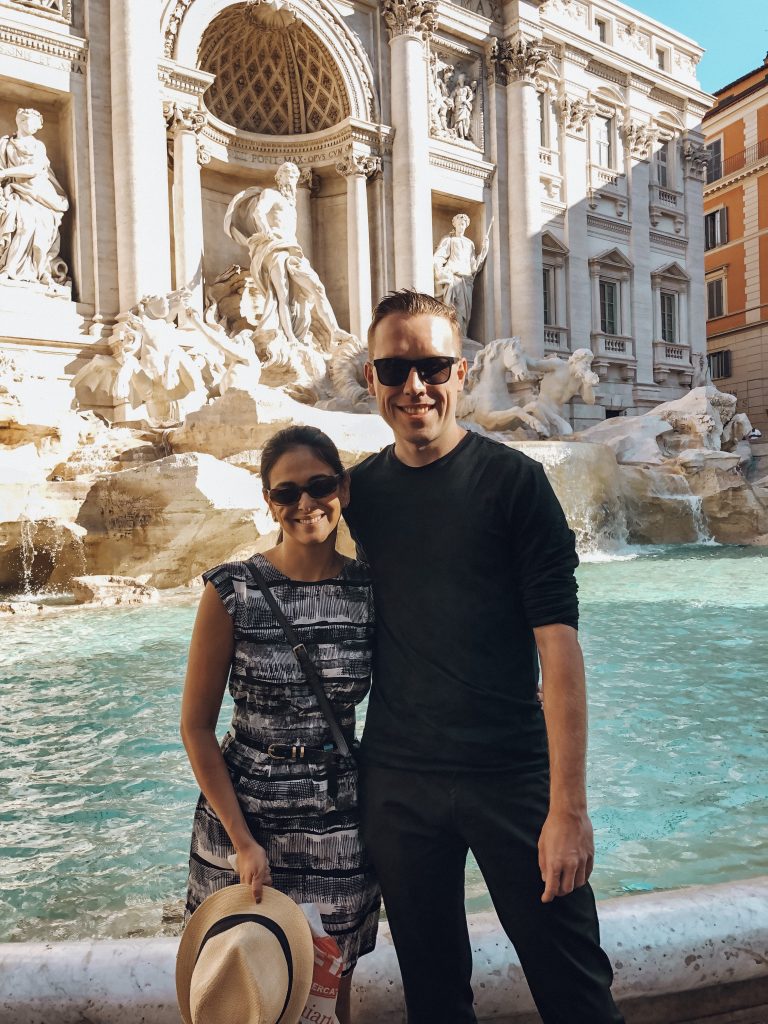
1 546 766 941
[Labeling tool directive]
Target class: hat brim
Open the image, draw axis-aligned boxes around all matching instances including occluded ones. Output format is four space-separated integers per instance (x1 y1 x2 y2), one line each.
176 885 314 1024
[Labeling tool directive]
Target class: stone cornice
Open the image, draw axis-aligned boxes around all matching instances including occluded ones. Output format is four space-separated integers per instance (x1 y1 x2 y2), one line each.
428 142 495 187
0 21 87 73
382 0 439 41
587 213 632 237
198 113 392 170
649 230 689 252
157 59 216 100
5 0 71 23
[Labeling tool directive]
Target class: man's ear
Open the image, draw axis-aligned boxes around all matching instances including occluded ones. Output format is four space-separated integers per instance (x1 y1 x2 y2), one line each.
364 361 376 397
456 356 468 392
338 472 351 509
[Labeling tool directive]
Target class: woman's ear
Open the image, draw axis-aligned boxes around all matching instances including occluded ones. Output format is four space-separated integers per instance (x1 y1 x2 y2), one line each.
338 471 351 509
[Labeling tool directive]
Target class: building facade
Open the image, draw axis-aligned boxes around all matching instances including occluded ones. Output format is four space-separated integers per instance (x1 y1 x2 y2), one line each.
0 0 711 426
703 56 768 436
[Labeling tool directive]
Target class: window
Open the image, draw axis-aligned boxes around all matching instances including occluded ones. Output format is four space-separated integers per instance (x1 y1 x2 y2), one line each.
595 18 607 42
594 116 613 168
704 208 728 250
707 278 725 319
660 291 677 342
542 267 555 326
538 91 547 148
656 142 669 187
706 139 722 183
707 349 731 379
656 48 666 70
599 279 618 334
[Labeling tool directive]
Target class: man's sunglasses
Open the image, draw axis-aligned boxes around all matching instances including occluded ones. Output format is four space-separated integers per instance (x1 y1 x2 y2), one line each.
372 357 459 387
265 474 343 506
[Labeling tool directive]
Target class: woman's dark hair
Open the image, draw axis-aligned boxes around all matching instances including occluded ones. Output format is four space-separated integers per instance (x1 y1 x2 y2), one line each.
260 425 345 489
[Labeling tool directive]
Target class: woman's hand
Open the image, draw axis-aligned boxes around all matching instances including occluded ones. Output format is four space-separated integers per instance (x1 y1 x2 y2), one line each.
235 839 273 902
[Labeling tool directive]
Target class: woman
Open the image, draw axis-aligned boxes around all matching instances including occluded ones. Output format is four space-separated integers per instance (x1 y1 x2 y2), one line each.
181 425 379 1023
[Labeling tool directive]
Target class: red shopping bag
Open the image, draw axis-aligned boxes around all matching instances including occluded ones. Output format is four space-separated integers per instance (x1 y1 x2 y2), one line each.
299 903 344 1024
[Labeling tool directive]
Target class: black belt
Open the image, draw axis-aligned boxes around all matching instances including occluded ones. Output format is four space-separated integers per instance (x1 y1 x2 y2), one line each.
232 729 351 798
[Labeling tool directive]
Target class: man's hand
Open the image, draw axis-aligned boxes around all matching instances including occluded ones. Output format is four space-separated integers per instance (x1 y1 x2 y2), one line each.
538 808 594 903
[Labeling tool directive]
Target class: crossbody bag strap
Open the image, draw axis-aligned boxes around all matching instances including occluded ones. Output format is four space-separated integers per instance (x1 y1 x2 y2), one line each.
242 560 352 759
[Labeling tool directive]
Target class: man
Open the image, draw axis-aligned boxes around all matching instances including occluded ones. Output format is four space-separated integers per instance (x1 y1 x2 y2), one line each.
344 290 624 1023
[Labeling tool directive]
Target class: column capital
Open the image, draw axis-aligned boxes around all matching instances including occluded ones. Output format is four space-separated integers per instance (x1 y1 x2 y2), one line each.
164 101 207 136
297 167 320 194
621 120 658 160
557 95 594 135
382 0 438 41
682 138 709 181
336 154 382 179
490 37 547 86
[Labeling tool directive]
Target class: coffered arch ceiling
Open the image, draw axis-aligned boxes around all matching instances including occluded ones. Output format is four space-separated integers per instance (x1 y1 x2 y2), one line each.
198 2 350 134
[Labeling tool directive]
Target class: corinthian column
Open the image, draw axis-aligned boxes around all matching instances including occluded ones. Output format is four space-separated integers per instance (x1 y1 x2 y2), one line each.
337 154 381 340
110 0 172 309
165 103 208 317
383 0 437 292
682 134 709 372
493 38 547 356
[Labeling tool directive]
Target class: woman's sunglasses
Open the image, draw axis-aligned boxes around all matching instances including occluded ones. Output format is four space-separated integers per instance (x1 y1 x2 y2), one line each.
372 356 459 387
265 473 343 506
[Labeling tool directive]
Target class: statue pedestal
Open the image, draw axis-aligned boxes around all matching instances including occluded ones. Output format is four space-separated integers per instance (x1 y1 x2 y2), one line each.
0 280 84 343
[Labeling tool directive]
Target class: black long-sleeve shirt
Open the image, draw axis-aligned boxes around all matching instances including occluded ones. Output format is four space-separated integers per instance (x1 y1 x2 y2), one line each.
344 431 579 771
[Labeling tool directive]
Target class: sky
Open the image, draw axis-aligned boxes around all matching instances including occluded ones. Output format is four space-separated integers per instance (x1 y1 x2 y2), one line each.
627 0 768 93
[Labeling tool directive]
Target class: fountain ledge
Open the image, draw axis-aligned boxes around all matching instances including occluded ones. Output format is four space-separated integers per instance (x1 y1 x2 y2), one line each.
0 878 766 1023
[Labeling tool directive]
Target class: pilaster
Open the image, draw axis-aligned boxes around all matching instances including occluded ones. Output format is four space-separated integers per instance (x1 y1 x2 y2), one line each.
165 103 208 316
627 135 654 386
383 0 437 292
336 155 381 340
682 135 709 369
559 95 594 349
110 0 172 309
492 36 547 355
296 168 319 266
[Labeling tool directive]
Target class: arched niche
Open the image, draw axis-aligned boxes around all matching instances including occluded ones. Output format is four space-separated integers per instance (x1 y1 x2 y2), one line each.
162 0 379 125
198 4 349 134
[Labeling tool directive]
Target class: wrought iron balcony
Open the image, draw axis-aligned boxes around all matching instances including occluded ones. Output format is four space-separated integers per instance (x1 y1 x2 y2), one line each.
707 138 768 183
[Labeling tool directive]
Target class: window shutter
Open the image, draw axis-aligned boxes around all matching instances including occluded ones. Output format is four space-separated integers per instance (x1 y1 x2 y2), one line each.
719 207 728 244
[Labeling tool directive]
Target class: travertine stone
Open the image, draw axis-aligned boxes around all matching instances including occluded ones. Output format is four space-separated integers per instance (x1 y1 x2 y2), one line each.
70 574 159 606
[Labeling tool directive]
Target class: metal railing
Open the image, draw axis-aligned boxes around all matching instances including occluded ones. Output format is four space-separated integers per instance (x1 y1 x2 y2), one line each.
708 138 768 183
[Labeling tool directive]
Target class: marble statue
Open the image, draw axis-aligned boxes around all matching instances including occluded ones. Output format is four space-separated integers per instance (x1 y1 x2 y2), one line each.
450 74 477 140
429 57 454 135
459 337 544 433
224 161 342 351
520 349 600 437
460 339 599 437
0 108 69 288
433 214 491 337
72 289 238 427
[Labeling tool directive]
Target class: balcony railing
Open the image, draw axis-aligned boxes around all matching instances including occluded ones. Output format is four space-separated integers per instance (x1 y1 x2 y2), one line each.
543 326 569 351
708 138 768 183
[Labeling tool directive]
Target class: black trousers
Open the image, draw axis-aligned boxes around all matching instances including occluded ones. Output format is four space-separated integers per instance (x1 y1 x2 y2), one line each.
360 762 624 1024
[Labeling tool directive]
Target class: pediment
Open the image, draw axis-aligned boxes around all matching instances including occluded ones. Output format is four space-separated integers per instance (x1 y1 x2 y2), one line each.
652 261 690 283
589 247 633 271
541 230 569 255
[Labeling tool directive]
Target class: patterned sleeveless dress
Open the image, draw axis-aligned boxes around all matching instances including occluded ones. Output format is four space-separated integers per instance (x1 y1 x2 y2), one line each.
185 553 380 972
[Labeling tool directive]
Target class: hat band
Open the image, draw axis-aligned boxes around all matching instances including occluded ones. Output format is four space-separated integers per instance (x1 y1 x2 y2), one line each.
196 913 295 1024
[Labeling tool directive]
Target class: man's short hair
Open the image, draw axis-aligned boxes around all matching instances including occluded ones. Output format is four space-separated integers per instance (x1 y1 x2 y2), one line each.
367 289 461 356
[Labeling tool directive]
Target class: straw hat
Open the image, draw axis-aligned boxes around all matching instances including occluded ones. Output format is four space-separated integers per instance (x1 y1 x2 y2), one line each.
176 885 314 1024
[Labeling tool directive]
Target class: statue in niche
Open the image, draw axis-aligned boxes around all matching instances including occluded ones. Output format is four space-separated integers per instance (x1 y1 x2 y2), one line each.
429 56 454 134
450 74 477 141
0 108 70 289
433 213 491 337
459 338 599 437
224 161 345 359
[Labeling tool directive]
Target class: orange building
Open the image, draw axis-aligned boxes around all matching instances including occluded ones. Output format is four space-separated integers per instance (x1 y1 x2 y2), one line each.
703 56 768 434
